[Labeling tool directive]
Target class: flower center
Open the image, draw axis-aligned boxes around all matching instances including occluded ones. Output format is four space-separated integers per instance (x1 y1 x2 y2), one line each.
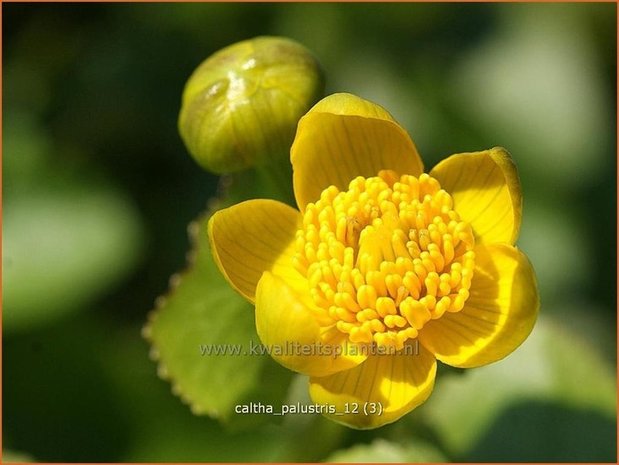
293 171 476 352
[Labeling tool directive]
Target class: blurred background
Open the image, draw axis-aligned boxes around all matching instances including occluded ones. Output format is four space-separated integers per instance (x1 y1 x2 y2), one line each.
3 3 616 462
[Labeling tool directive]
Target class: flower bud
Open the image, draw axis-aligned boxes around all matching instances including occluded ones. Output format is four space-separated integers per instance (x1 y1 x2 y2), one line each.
179 36 325 174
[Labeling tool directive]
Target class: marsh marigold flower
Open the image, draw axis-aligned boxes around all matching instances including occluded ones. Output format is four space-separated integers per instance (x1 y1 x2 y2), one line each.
208 93 539 429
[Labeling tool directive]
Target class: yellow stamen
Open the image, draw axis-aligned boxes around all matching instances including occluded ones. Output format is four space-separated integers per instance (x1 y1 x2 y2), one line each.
294 170 476 351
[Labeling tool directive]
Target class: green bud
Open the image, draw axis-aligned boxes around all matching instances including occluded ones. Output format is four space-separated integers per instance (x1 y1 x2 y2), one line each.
179 36 325 174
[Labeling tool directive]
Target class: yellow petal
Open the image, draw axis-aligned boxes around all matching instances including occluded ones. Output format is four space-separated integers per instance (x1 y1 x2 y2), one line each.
418 243 539 368
208 199 302 302
430 147 522 245
256 272 367 377
291 93 423 211
309 343 436 429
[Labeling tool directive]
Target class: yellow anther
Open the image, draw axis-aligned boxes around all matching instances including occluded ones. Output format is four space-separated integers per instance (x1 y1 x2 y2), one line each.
395 256 414 275
421 294 437 311
376 297 397 318
335 305 357 323
336 273 352 290
449 267 462 288
394 285 408 307
336 320 354 333
306 224 319 242
407 240 422 259
426 271 440 295
428 244 445 271
395 328 417 350
336 217 348 243
385 274 403 299
349 325 373 344
403 271 421 296
370 318 386 333
418 230 431 250
357 284 377 309
303 205 315 226
450 290 468 312
443 235 455 263
438 275 452 296
434 296 451 318
420 252 436 273
308 267 322 290
316 243 329 262
310 288 330 309
343 247 355 268
413 259 428 282
399 297 432 330
384 314 407 328
366 270 387 296
293 172 476 350
378 169 399 185
328 242 344 263
350 268 365 290
320 262 337 289
373 332 396 348
303 246 316 265
429 228 442 246
328 306 339 319
320 185 339 203
334 292 361 312
356 308 379 322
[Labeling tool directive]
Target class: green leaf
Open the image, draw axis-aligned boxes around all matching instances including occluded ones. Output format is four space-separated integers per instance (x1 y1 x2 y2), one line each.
450 4 612 186
145 211 293 423
3 109 145 332
100 323 298 462
145 162 296 424
3 185 144 332
422 315 616 461
324 438 447 463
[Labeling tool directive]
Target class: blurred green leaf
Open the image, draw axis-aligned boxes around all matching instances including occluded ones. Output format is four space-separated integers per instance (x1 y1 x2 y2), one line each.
518 205 593 304
450 4 613 188
3 184 144 332
2 449 36 463
4 314 135 461
423 316 616 460
325 438 446 463
465 399 616 462
2 112 51 192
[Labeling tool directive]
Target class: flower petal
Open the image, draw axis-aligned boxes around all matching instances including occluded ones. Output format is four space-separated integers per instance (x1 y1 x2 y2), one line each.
256 271 367 377
291 93 423 211
309 343 436 429
430 147 522 245
208 199 302 303
418 243 539 368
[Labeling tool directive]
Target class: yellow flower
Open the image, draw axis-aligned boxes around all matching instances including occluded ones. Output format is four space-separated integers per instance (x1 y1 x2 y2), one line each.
208 93 539 429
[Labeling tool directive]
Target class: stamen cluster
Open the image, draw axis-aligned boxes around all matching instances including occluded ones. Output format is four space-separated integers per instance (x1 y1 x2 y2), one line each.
294 171 475 351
